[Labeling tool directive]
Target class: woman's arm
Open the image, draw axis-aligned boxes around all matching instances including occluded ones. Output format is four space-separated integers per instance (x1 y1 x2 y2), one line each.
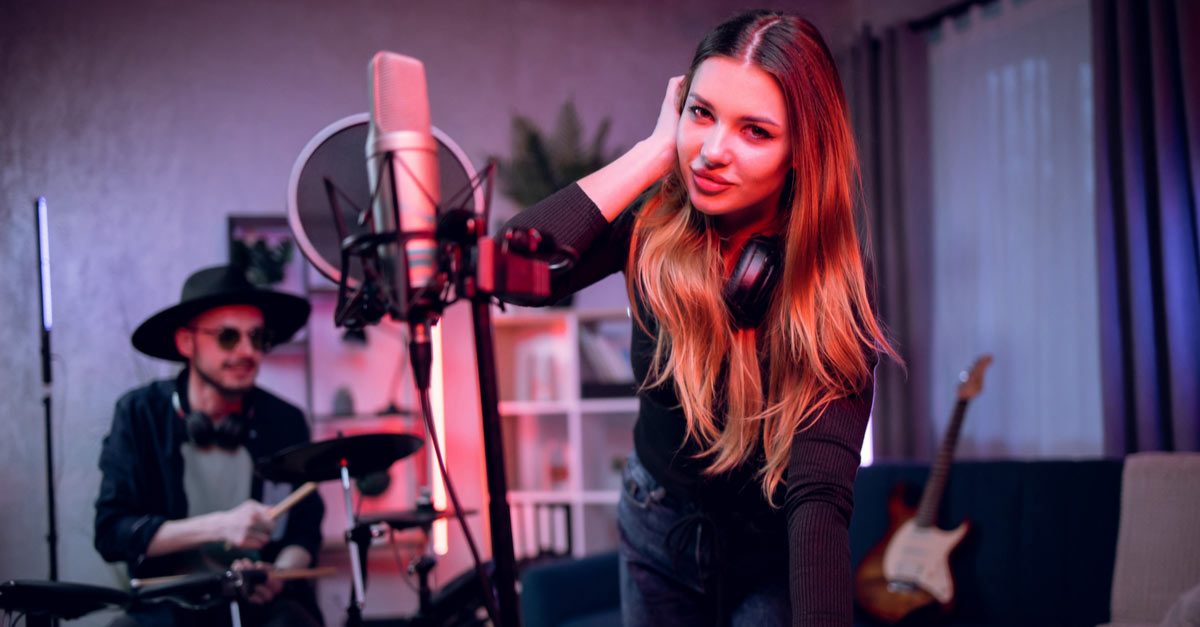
782 363 876 626
500 77 682 305
578 75 682 221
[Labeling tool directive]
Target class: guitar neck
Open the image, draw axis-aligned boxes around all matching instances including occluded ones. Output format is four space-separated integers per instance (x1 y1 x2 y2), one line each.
914 399 969 527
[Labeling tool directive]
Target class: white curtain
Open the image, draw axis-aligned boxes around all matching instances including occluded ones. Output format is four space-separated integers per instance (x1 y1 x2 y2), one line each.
927 0 1101 457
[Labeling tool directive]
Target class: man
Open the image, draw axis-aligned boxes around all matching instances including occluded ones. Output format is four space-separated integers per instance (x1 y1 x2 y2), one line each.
95 264 325 626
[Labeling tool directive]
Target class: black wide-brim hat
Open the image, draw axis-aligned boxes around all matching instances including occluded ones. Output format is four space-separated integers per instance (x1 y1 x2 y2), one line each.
132 265 312 362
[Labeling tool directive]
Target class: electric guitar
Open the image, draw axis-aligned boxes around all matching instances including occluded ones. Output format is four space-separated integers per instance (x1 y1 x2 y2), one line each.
854 355 993 624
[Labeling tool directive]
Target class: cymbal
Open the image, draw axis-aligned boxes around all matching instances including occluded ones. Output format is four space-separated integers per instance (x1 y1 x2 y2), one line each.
358 507 478 531
0 580 130 619
257 433 424 484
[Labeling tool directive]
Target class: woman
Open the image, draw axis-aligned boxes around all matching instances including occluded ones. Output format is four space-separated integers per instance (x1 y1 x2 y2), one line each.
507 10 897 625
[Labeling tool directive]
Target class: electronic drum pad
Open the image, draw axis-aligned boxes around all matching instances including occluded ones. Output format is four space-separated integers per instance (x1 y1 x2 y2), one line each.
286 113 485 288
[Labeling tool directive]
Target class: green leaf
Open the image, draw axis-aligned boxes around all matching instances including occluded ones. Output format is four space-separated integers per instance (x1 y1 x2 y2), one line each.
491 101 623 206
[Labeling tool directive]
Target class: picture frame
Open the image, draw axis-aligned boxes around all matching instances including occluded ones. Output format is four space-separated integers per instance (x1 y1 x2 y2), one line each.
227 215 309 344
227 215 307 295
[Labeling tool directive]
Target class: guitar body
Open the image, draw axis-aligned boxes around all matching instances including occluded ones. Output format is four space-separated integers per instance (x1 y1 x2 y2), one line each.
855 355 992 625
855 483 969 624
883 518 969 603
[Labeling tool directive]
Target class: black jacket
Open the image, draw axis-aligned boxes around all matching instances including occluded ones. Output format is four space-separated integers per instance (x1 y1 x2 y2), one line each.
94 375 324 579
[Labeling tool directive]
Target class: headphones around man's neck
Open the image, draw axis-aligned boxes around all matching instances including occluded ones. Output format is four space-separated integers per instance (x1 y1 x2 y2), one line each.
172 383 250 451
723 234 782 329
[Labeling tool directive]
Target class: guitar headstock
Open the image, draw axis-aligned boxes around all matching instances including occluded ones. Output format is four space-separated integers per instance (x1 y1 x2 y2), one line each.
956 354 993 401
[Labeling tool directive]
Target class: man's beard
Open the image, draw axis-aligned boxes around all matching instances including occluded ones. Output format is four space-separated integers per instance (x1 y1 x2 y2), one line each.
193 359 255 397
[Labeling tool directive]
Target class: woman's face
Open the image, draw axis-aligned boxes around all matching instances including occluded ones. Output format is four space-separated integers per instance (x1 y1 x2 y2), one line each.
677 56 792 230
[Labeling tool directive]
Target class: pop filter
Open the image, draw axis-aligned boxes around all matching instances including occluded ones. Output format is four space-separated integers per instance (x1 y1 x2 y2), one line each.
286 113 484 288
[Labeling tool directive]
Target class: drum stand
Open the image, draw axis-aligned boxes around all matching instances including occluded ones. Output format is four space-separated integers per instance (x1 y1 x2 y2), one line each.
340 459 369 627
228 598 243 627
340 490 450 627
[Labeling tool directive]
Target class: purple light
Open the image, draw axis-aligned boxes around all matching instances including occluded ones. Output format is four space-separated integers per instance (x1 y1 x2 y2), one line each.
37 197 52 332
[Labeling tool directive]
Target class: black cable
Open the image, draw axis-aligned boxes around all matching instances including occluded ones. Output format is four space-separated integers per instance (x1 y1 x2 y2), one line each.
416 385 500 625
387 531 420 594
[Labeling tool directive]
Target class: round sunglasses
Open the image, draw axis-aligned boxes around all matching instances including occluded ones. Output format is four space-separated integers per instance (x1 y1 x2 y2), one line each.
189 326 273 352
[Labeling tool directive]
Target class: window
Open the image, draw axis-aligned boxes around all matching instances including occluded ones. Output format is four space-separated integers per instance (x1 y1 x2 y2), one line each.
927 0 1101 457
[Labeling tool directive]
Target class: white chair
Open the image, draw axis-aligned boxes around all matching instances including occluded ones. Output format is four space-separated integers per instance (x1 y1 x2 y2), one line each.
1101 452 1200 627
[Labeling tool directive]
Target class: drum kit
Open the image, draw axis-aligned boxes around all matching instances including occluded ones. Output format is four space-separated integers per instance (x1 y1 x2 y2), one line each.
1 432 485 627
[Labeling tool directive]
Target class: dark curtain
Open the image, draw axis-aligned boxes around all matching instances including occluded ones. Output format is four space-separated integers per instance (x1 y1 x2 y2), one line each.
841 26 936 461
1093 0 1200 454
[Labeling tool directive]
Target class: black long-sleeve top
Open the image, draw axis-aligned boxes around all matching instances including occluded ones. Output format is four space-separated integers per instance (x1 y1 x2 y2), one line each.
94 375 325 579
505 183 876 626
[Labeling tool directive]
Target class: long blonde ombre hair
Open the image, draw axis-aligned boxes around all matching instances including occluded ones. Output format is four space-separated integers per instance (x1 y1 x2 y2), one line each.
627 11 899 503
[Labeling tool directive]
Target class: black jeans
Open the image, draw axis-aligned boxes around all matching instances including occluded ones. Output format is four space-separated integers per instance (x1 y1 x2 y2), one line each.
618 450 791 626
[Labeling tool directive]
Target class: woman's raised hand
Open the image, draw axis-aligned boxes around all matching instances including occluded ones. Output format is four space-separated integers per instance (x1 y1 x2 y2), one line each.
579 74 688 221
646 75 685 177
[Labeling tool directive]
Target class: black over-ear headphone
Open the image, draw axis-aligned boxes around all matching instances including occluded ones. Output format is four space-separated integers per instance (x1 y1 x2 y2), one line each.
172 388 249 451
722 235 782 329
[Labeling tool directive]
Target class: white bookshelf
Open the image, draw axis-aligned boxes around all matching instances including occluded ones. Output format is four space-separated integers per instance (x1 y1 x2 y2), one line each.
493 306 637 558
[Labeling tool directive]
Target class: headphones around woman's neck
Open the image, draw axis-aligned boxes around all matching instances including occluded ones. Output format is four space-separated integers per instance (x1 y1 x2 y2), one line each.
722 234 782 329
172 383 250 451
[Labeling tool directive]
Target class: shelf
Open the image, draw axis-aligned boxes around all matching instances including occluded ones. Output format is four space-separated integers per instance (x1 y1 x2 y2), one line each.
492 306 628 326
581 411 636 492
508 498 572 559
492 314 572 403
581 490 620 504
492 307 571 326
492 307 633 557
500 413 569 492
507 490 574 503
575 307 631 322
582 503 620 554
498 399 572 416
579 397 639 413
506 490 619 504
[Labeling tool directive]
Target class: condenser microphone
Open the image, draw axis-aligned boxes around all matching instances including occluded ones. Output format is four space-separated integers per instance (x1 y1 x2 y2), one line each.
366 51 440 323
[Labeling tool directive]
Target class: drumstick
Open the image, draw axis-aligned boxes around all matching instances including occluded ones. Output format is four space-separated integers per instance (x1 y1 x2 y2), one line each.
130 566 338 588
268 481 317 521
219 482 320 551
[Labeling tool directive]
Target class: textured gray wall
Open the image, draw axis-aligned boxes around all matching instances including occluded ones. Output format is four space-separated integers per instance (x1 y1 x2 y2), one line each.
0 0 888 621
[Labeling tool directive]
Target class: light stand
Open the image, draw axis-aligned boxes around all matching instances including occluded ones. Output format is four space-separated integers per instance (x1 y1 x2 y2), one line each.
35 197 58 587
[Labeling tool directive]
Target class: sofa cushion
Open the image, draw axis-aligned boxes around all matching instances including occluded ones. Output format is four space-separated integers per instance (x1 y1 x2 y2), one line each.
520 551 620 627
561 608 622 627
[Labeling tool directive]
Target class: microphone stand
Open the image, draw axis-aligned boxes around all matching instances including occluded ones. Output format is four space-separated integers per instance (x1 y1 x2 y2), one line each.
35 198 59 586
465 263 521 627
331 159 543 627
402 163 520 627
460 167 521 627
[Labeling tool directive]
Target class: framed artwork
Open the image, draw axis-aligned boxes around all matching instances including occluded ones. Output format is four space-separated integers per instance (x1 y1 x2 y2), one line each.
227 215 309 346
227 215 307 296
